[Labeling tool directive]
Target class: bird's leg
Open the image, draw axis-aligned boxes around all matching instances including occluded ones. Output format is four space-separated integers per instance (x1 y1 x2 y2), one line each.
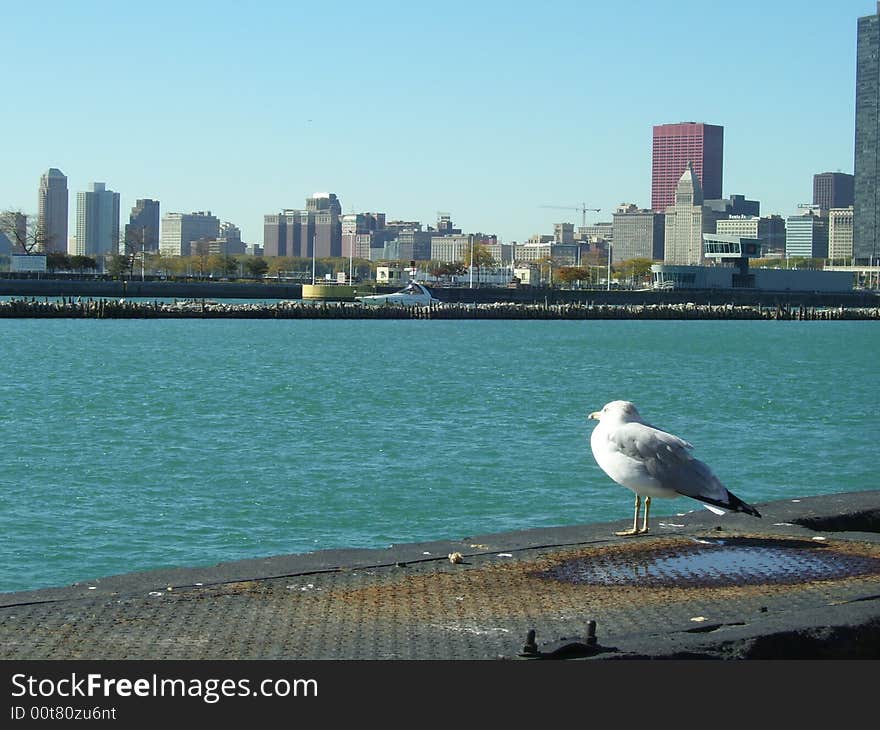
640 496 651 534
615 495 642 536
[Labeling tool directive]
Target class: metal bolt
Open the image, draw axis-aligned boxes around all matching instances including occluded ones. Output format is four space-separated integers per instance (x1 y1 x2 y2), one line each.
586 620 597 646
522 629 538 655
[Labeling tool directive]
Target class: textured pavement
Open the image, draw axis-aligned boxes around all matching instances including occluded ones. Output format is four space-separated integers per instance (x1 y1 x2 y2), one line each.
2 491 878 659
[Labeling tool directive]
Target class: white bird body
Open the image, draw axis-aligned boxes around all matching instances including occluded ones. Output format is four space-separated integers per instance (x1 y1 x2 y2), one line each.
588 400 760 535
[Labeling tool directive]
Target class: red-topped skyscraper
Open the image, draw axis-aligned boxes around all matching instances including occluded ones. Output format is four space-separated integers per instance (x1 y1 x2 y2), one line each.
652 122 724 212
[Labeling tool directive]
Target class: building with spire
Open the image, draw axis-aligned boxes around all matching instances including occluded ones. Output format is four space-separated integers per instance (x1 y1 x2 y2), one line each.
663 163 724 265
38 168 68 253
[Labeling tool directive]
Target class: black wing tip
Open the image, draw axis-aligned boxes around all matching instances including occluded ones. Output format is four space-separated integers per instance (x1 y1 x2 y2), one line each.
696 493 762 518
729 493 761 518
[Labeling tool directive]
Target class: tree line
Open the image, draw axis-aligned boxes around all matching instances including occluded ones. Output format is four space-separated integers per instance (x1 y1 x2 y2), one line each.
0 210 701 288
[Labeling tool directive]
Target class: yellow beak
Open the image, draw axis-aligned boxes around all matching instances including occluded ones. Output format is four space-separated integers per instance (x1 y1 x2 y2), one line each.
588 411 600 420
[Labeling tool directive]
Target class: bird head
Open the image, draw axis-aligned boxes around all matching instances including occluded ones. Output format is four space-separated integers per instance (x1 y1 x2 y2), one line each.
588 400 643 424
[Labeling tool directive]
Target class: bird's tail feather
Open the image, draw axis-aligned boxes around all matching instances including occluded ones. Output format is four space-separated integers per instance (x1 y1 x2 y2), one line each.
695 492 762 518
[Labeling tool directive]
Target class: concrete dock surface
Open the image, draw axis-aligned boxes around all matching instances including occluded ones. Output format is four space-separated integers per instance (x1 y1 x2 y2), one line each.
2 490 878 660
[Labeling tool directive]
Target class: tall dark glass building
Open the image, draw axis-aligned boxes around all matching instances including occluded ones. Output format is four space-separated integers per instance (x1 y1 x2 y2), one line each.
854 3 880 263
813 172 854 210
125 199 160 252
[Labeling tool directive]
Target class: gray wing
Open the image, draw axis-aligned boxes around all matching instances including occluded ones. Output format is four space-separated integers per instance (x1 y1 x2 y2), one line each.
609 422 727 501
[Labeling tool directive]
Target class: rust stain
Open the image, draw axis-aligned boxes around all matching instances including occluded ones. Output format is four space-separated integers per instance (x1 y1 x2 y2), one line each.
310 534 880 622
104 534 880 627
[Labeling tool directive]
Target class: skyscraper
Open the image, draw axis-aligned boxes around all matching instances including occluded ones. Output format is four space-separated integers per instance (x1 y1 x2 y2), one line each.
612 204 665 262
341 213 387 259
663 163 723 265
38 168 68 253
125 199 160 253
854 3 880 263
307 193 342 258
265 194 343 259
159 211 220 257
217 222 245 255
828 207 855 261
264 210 303 257
652 122 724 213
74 183 120 257
813 172 854 210
786 209 829 259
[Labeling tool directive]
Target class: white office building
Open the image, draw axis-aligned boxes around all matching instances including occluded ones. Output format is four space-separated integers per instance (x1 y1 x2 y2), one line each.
828 207 854 261
74 182 120 257
38 168 68 253
160 211 220 257
785 208 828 259
716 215 786 255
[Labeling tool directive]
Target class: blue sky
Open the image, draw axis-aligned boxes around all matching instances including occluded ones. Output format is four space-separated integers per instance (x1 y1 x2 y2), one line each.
0 0 872 246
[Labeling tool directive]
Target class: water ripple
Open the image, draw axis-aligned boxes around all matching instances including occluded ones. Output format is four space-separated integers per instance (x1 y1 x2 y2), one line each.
1 318 877 592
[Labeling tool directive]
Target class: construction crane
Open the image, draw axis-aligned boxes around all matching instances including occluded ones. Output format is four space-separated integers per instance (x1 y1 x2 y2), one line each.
539 203 601 229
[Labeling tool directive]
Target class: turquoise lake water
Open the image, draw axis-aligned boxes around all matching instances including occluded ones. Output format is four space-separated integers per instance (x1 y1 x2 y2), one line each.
1 318 878 593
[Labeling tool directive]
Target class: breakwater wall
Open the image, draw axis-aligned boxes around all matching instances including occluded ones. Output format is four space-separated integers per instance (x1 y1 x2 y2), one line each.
2 297 879 320
0 278 304 300
1 278 879 308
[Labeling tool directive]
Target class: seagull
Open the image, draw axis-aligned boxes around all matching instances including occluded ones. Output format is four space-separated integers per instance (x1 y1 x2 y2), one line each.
588 400 761 536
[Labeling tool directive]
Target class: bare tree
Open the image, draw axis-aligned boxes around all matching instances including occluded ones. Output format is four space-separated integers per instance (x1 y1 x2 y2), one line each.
191 238 212 279
0 210 54 254
107 227 156 281
121 226 148 280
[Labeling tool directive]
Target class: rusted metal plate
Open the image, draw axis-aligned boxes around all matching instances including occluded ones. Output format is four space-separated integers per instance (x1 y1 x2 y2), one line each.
2 494 880 660
534 537 880 588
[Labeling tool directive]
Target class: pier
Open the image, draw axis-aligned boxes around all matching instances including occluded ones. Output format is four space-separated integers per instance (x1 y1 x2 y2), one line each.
2 491 878 659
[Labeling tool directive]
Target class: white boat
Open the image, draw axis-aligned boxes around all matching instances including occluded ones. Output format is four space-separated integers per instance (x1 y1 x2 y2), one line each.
356 281 440 306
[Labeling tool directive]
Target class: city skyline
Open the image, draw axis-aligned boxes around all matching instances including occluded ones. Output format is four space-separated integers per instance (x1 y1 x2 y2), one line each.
0 1 870 247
